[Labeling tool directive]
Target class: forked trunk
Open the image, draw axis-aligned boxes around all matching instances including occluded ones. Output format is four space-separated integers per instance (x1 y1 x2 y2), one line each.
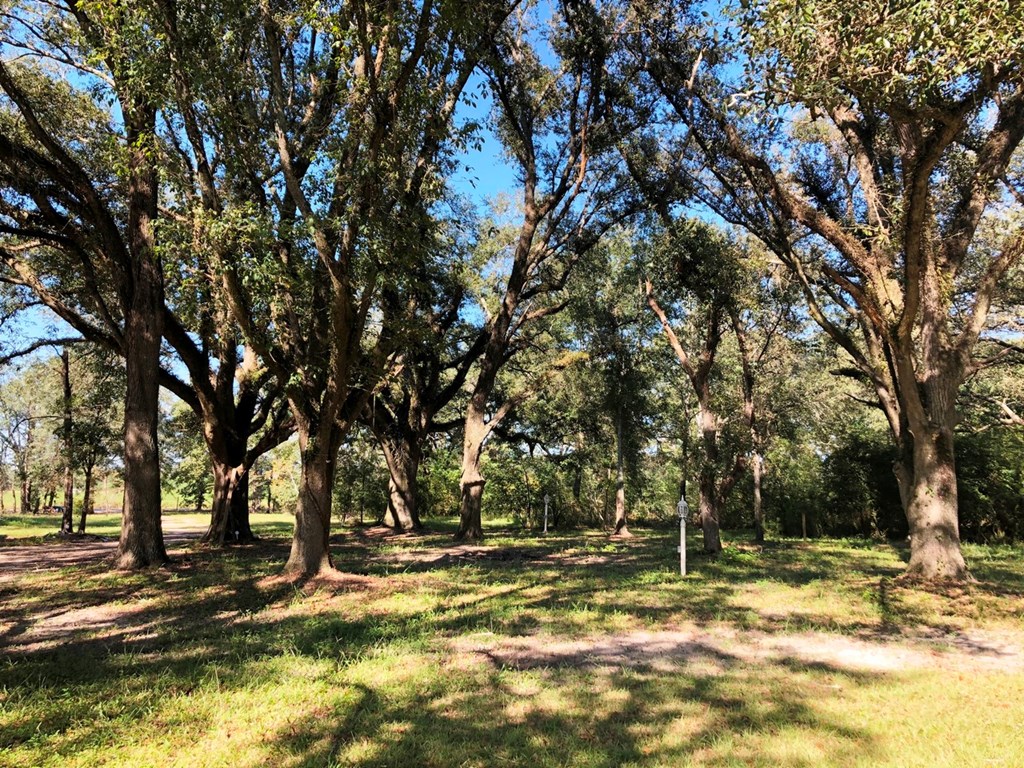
381 434 423 532
899 421 968 580
285 442 335 576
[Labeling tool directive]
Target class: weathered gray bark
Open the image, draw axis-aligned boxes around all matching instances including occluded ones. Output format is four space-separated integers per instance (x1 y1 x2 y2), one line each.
752 451 764 545
380 434 422 532
285 413 340 576
456 407 488 541
894 375 968 580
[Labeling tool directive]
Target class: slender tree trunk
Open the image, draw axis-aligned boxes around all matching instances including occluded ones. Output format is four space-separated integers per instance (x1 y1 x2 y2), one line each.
381 434 423 532
285 423 337 576
61 349 74 535
19 475 29 513
611 406 631 536
78 461 94 533
455 410 487 541
117 110 166 569
697 404 723 554
752 451 764 544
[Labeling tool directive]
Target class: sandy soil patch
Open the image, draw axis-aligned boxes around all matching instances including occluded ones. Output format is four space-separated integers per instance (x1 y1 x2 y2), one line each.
451 625 1024 675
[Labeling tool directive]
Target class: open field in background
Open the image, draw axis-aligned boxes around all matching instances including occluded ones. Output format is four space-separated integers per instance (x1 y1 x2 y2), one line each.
0 511 298 543
1 521 1023 767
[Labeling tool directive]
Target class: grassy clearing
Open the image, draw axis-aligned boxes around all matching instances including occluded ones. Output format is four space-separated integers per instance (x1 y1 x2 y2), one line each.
1 523 1022 767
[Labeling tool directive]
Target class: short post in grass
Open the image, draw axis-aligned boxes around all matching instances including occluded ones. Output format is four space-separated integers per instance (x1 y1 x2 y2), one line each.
543 493 550 534
677 495 688 576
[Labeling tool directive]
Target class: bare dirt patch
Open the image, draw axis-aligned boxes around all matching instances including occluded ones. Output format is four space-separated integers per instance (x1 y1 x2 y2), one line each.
0 517 207 582
451 625 1024 675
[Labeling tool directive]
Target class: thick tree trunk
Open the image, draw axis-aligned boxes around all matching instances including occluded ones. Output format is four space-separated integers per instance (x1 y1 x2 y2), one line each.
752 451 764 545
456 413 487 541
204 459 256 545
20 476 30 513
229 470 253 540
380 433 423 532
899 422 968 580
116 110 166 570
60 476 73 534
698 470 723 554
285 436 336 576
118 273 167 567
78 462 94 534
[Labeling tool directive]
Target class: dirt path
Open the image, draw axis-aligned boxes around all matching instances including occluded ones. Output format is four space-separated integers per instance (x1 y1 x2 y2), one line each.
0 516 206 582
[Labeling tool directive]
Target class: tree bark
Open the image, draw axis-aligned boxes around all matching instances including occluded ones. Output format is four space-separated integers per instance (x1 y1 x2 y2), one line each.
380 433 423 532
698 467 723 554
697 404 723 554
60 349 74 535
78 460 94 534
116 109 167 570
285 422 337 576
456 407 487 541
611 406 631 536
204 457 256 545
752 451 764 545
899 418 968 580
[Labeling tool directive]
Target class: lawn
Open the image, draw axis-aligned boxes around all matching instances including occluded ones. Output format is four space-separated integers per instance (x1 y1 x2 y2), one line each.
1 520 1022 767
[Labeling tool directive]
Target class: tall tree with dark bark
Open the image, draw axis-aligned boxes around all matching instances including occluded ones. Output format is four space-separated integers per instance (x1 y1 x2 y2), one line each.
0 2 170 566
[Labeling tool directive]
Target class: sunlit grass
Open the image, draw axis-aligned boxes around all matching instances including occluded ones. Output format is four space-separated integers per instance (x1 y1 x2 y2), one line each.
1 522 1022 767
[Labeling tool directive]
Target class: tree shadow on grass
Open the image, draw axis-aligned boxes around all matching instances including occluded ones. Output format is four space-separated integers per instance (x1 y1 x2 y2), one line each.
257 645 883 768
1 530 1020 766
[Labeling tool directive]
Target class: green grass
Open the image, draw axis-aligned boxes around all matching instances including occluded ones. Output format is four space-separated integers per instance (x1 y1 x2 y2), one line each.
1 523 1022 767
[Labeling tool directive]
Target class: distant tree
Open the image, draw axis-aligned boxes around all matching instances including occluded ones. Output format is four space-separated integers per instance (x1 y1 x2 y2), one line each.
642 221 756 553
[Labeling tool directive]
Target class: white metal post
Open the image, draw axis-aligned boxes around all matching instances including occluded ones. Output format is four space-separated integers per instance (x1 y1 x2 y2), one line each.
543 493 550 534
677 495 688 576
